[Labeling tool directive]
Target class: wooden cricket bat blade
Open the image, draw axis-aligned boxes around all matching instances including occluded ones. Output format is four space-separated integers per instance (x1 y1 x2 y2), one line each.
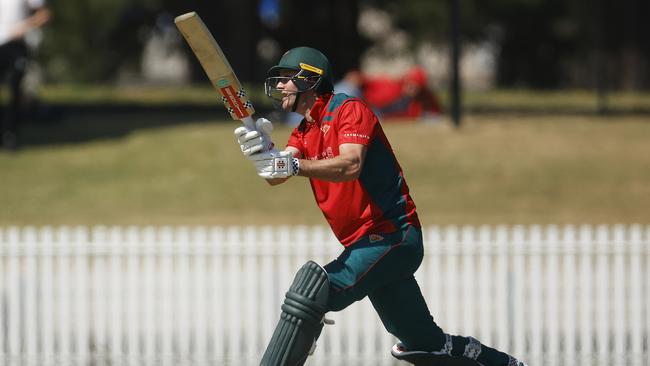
175 11 255 127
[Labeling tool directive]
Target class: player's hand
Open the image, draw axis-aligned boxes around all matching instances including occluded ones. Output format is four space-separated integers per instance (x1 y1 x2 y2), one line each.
234 118 274 157
250 149 300 179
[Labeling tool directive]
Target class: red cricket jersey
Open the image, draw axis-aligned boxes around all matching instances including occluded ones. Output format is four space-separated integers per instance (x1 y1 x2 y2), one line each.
287 93 421 246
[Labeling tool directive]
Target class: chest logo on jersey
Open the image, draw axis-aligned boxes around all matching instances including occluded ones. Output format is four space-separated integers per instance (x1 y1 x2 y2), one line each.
321 124 331 135
369 234 384 243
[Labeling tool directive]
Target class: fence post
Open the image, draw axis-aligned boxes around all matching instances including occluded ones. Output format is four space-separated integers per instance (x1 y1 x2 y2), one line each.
242 226 259 363
612 225 626 363
444 226 460 333
494 225 509 351
545 225 560 364
73 226 89 366
628 225 642 366
91 226 108 364
208 226 225 363
477 225 493 345
259 225 275 357
579 225 594 366
176 226 191 363
108 227 124 364
24 228 38 364
562 225 577 366
460 226 476 336
528 226 543 363
125 226 140 366
41 227 55 364
191 227 208 364
141 226 157 366
56 227 72 365
595 225 610 366
159 226 174 366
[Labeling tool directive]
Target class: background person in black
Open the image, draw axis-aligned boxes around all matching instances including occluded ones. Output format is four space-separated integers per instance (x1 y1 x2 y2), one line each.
0 0 50 150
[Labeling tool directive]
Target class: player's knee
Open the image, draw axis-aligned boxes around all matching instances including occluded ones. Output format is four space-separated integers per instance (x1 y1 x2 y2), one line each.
326 286 367 312
260 261 330 366
280 261 329 325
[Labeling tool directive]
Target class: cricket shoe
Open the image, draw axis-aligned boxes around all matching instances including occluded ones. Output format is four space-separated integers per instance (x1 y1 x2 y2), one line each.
507 356 529 366
391 342 483 366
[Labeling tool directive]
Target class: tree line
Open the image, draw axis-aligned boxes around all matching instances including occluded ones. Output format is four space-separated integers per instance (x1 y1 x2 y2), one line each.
39 0 648 90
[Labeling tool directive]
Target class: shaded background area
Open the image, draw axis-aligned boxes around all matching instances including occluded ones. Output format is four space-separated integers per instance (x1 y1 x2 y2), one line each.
3 0 648 130
5 0 646 144
33 0 649 88
1 0 650 225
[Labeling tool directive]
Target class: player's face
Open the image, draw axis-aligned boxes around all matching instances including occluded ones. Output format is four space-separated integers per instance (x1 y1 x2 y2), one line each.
276 70 300 111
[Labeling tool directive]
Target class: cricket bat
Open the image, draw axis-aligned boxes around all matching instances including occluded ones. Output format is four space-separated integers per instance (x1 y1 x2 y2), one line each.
175 12 256 130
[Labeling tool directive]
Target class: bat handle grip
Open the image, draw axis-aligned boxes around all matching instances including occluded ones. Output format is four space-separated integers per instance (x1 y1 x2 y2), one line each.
242 116 256 130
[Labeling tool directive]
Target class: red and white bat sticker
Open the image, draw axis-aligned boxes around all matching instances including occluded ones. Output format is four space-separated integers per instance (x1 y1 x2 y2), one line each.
220 85 248 119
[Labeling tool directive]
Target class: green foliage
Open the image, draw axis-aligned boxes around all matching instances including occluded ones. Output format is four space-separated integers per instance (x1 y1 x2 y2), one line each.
369 0 649 89
33 0 649 88
40 0 154 82
369 0 512 42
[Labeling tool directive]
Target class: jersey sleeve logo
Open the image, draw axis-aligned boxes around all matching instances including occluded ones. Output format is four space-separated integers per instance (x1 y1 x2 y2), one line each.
321 124 331 135
343 132 370 140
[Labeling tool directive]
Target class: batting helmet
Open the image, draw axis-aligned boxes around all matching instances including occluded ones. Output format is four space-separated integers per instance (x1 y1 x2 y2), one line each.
266 47 334 95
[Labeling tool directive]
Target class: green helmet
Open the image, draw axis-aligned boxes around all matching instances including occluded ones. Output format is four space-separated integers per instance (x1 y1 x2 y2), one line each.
266 47 334 95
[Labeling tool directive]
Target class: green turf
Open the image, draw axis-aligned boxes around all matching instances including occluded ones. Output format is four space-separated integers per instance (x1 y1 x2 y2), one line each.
1 112 649 226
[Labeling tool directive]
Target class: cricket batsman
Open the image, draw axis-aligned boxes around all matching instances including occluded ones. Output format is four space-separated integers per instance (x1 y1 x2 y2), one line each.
234 46 528 366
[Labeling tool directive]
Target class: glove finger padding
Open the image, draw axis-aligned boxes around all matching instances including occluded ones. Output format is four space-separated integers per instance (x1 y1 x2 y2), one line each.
233 126 249 138
235 127 262 144
234 119 275 157
234 127 266 156
241 134 265 156
256 118 275 152
256 117 274 135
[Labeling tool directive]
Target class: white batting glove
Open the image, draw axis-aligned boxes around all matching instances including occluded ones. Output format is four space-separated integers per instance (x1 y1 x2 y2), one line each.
249 149 300 179
234 118 274 157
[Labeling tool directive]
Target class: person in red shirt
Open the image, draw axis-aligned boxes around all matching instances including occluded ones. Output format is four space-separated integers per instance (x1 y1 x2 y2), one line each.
362 66 442 121
235 47 527 366
335 67 442 122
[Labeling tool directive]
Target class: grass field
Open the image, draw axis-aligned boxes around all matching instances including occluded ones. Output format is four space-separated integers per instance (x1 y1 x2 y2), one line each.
1 100 649 226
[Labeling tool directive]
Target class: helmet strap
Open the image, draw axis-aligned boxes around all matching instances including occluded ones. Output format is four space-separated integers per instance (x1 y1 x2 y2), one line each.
291 91 302 112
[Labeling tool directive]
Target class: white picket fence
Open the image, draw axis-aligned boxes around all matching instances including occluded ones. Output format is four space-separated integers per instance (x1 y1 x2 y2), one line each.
1 225 649 366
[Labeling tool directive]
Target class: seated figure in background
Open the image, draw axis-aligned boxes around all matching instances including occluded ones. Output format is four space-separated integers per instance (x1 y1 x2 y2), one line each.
335 67 442 122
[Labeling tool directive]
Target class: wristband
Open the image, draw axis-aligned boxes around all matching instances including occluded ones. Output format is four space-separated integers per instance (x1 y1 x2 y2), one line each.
292 157 300 176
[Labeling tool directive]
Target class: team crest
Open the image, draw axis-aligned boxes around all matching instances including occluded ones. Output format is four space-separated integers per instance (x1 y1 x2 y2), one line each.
369 234 384 243
321 124 331 135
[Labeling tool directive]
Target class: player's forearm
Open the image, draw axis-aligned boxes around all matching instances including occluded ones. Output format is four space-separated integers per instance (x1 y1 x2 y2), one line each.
11 8 50 39
29 8 51 28
296 155 362 182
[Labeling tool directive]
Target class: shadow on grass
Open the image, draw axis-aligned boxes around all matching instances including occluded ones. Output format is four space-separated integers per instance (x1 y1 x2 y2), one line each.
8 99 650 150
12 102 276 149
